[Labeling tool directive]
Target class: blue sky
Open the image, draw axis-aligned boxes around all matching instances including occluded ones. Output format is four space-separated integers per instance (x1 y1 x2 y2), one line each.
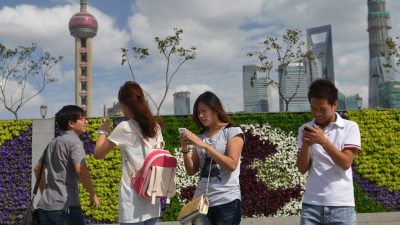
1 0 400 120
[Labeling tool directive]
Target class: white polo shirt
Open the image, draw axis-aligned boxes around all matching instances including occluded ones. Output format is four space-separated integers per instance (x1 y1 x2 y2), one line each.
298 113 361 206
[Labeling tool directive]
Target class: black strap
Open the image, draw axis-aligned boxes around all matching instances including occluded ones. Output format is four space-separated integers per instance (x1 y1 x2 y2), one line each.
21 145 49 225
32 145 49 199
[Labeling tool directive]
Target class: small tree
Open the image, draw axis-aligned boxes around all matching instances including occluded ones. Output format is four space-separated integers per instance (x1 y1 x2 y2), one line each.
247 29 314 112
121 46 158 107
122 28 196 115
0 43 63 119
121 47 149 82
383 36 400 74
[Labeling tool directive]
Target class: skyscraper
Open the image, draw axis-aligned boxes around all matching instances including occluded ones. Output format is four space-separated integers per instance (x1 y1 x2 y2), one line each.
307 24 335 83
243 65 269 113
280 62 310 112
367 0 394 107
69 0 98 117
174 91 190 115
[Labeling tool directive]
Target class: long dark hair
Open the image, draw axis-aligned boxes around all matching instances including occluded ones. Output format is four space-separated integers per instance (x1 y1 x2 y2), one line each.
192 91 233 129
118 81 160 138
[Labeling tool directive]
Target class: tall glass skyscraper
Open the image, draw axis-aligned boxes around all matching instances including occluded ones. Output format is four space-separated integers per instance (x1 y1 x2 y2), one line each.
280 63 310 112
307 24 335 83
242 65 269 113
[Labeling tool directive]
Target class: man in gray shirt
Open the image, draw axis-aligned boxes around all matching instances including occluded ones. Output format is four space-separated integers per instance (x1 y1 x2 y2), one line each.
34 105 99 225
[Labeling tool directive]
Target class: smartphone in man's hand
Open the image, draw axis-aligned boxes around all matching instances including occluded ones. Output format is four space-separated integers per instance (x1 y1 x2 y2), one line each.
304 126 312 132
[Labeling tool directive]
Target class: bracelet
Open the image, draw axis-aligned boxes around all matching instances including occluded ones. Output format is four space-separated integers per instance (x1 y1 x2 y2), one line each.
96 130 108 135
182 151 189 154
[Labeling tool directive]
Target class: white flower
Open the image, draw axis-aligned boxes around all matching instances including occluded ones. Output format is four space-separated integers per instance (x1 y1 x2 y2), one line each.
241 124 307 216
175 124 307 216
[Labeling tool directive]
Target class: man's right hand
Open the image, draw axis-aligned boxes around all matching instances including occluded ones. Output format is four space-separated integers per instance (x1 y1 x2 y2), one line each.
90 193 99 209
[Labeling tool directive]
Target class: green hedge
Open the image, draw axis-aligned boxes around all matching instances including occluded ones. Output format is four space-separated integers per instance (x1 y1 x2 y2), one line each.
0 109 398 224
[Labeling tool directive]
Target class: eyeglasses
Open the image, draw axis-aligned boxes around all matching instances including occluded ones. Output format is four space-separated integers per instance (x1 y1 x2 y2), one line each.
77 117 88 123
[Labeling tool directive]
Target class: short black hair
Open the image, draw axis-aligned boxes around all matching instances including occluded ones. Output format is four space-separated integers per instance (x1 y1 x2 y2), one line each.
308 79 338 105
55 105 85 130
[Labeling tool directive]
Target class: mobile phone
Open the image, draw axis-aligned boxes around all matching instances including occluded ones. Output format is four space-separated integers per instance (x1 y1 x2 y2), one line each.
304 126 312 132
178 128 186 134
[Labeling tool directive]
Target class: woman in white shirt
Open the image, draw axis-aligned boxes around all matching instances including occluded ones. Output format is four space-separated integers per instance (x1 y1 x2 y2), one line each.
94 81 163 225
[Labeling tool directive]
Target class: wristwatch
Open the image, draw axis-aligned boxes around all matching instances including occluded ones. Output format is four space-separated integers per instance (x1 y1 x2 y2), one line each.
96 130 108 135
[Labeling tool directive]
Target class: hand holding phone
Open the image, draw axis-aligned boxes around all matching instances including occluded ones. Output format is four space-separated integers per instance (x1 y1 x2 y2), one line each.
304 126 312 132
178 128 186 135
100 119 111 131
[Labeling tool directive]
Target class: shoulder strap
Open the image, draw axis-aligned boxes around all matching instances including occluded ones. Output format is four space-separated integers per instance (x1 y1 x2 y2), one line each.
126 123 164 176
225 123 234 128
32 144 49 199
205 158 212 196
130 122 165 150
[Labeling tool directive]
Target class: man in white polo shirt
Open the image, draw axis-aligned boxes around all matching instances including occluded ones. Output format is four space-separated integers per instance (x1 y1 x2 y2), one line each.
297 79 362 225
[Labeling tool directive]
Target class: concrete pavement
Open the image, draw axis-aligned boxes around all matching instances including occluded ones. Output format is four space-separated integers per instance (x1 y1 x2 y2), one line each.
102 212 400 225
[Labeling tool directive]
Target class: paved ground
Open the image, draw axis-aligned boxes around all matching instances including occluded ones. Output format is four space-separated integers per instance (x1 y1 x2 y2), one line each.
103 212 400 225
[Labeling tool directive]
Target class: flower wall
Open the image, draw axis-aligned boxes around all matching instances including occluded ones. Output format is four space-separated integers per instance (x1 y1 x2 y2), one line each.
346 110 400 211
0 110 399 224
0 120 32 225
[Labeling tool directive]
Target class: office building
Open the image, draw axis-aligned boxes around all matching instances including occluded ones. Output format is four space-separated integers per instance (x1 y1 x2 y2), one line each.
345 94 362 110
174 91 190 115
337 91 346 111
243 65 269 113
307 24 335 83
104 102 122 117
378 81 400 108
280 62 310 112
367 0 396 107
69 0 98 117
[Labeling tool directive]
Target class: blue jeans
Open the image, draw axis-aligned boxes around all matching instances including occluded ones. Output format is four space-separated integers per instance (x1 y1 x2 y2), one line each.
38 206 85 225
120 217 159 225
300 203 357 225
200 199 242 225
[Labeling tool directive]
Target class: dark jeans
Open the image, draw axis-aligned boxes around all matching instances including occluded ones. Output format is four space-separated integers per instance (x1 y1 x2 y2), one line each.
201 199 242 225
38 206 85 225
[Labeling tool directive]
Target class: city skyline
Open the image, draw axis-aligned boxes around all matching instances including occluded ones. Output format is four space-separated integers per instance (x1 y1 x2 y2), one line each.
1 0 400 119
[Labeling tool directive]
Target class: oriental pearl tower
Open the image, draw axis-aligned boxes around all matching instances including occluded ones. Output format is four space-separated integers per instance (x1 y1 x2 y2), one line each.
68 0 98 117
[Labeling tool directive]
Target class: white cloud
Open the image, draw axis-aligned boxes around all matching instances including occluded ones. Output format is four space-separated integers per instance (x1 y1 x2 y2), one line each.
1 0 400 120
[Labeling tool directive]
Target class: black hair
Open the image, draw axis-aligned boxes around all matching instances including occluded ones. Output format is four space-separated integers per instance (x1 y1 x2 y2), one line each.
192 91 233 129
308 79 338 105
55 105 85 130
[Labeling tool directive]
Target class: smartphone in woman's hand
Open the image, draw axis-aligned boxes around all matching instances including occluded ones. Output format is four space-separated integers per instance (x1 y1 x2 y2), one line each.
178 128 186 135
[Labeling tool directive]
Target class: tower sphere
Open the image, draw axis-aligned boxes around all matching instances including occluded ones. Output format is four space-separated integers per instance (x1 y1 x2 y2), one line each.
69 12 98 38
